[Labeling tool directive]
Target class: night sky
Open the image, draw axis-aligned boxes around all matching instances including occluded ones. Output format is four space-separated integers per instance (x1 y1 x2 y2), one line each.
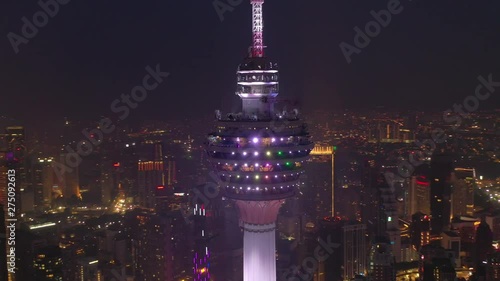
1 0 500 128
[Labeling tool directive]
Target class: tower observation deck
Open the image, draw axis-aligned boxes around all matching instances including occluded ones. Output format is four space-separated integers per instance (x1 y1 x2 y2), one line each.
206 1 312 280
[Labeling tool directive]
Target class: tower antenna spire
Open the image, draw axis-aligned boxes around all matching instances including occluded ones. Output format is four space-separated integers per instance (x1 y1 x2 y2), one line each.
251 0 264 57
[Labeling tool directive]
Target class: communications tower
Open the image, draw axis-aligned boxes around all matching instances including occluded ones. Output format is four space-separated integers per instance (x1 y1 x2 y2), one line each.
207 1 313 280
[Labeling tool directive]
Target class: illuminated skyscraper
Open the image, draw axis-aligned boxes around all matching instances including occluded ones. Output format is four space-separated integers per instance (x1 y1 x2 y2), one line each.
137 143 165 209
410 212 430 251
430 150 453 235
305 145 335 220
32 157 56 209
5 126 29 213
76 257 102 281
476 217 494 272
0 133 8 207
451 167 475 217
206 0 313 279
192 203 210 281
58 151 80 201
129 209 174 281
486 252 500 281
408 174 430 217
33 245 64 281
369 240 395 281
343 223 367 280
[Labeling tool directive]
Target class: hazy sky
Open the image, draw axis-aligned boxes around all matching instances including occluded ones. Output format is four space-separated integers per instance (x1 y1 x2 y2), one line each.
1 0 499 127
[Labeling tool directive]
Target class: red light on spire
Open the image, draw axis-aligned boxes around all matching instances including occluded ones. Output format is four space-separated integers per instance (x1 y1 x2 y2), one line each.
250 0 265 57
113 162 120 167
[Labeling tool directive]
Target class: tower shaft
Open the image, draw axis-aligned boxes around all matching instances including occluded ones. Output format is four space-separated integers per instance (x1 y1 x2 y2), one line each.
236 200 282 281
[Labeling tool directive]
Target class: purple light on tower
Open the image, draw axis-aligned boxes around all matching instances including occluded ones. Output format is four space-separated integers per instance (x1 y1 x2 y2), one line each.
192 203 210 280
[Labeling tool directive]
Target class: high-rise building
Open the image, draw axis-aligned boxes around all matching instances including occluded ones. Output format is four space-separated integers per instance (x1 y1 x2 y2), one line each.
410 212 430 252
485 215 500 241
129 209 174 281
76 257 102 281
378 179 401 262
441 231 461 267
165 156 177 188
318 217 343 280
99 156 115 206
304 145 335 220
408 175 430 217
192 203 210 281
5 126 29 213
419 243 457 281
0 133 8 207
360 160 381 237
343 223 367 280
206 1 313 279
486 252 500 281
137 143 165 209
451 167 475 217
475 217 494 270
369 240 395 281
430 150 453 235
33 245 64 281
31 157 56 209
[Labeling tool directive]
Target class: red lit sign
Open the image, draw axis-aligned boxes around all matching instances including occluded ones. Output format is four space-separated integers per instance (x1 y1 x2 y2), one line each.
157 185 164 189
113 163 120 167
416 180 429 186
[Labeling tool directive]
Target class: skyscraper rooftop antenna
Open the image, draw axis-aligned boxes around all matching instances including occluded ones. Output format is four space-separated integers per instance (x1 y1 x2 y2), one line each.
250 0 264 57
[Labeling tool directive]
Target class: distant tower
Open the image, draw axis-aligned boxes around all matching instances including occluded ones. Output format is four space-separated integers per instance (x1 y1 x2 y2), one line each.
451 167 475 217
378 176 401 262
58 151 80 201
343 223 367 280
206 0 313 280
129 209 174 281
430 150 453 235
137 143 165 209
192 202 210 281
33 157 56 209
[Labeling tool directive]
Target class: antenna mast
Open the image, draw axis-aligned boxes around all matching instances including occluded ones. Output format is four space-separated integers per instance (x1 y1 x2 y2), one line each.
251 0 264 57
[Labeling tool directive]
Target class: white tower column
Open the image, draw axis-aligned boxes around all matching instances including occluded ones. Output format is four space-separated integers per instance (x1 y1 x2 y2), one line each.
243 223 276 281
